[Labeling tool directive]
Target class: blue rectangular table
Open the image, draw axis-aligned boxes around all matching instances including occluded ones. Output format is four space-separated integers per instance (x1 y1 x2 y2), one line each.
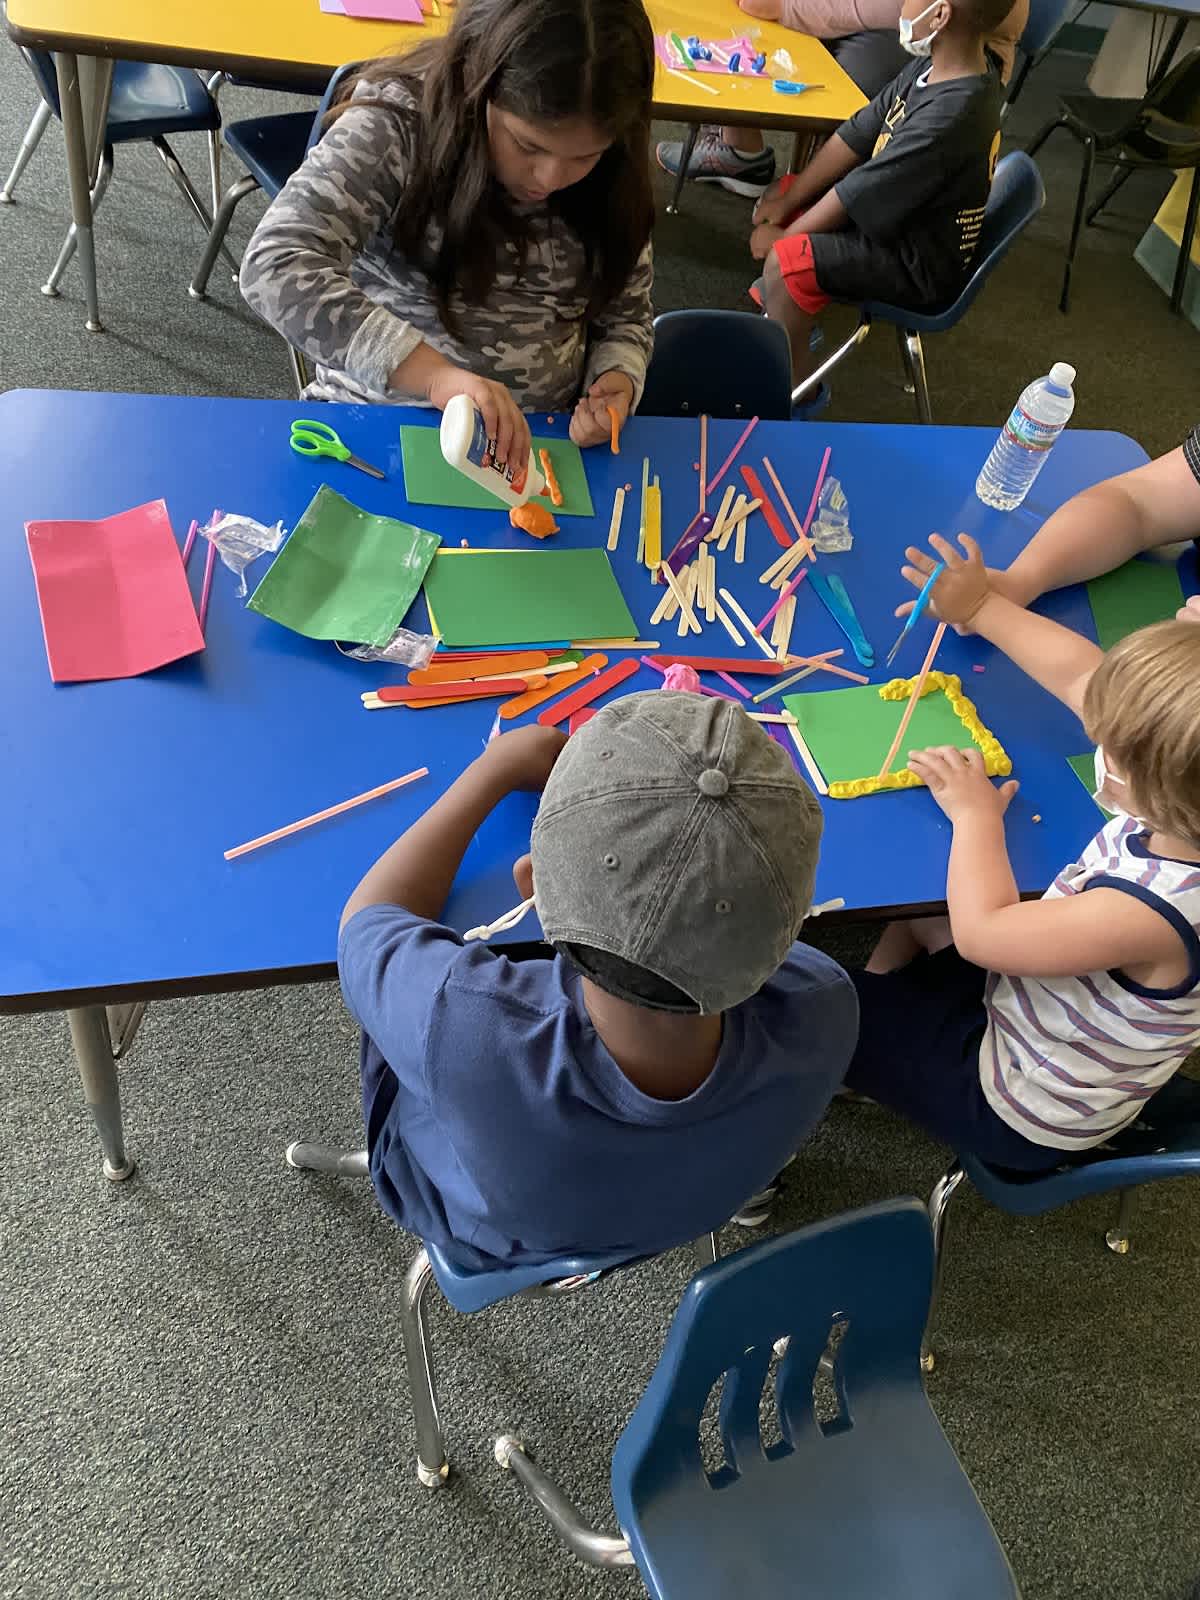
0 389 1172 1178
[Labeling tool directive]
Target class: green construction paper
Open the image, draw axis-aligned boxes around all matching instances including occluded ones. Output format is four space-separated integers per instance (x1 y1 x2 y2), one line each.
399 426 594 517
783 682 977 784
1086 558 1184 650
1067 753 1113 818
247 485 440 646
422 548 636 647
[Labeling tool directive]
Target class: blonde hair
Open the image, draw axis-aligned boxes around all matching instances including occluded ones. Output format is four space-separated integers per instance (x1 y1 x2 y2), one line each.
1083 620 1200 846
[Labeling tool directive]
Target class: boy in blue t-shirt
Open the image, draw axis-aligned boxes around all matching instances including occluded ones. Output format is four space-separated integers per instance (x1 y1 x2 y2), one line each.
337 691 857 1269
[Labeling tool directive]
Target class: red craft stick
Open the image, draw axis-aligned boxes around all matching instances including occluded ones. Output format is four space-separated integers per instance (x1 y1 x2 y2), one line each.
645 655 788 676
375 679 531 704
569 708 599 734
537 658 639 726
740 465 791 549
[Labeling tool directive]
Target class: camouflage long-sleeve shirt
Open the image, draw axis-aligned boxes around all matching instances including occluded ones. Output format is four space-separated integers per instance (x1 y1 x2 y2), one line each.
239 78 654 409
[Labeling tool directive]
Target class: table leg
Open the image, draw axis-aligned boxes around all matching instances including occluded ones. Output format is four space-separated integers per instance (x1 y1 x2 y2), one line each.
68 1006 135 1180
51 52 112 332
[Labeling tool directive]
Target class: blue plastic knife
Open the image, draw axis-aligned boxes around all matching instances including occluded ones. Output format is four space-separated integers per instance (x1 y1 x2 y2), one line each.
810 570 875 667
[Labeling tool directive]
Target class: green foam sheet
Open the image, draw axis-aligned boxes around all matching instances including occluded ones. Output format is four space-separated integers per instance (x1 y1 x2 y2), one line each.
422 548 636 647
1086 558 1184 650
247 485 440 646
399 425 594 517
782 682 977 784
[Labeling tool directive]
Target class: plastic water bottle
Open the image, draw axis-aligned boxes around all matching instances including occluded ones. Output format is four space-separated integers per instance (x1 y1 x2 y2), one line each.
976 363 1077 511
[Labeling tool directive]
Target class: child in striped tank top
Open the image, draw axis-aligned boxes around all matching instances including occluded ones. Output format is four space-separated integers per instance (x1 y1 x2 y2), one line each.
843 532 1200 1170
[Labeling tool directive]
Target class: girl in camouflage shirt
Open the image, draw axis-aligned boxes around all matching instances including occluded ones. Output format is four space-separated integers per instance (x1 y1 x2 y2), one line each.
241 0 655 477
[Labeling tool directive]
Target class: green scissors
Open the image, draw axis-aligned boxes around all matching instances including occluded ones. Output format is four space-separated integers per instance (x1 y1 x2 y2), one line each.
289 418 385 480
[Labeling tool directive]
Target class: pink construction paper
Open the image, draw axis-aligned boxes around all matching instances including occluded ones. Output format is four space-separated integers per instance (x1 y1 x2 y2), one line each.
25 499 205 684
342 0 424 18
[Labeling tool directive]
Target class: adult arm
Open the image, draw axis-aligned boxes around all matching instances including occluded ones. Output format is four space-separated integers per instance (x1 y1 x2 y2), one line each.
774 0 900 38
340 727 566 930
998 432 1200 606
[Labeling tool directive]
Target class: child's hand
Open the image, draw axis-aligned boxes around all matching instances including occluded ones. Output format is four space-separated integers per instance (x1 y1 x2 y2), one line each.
482 725 568 793
570 372 634 449
427 366 531 479
753 179 798 228
750 222 785 261
900 532 990 628
740 0 783 17
1178 594 1200 624
907 745 1018 823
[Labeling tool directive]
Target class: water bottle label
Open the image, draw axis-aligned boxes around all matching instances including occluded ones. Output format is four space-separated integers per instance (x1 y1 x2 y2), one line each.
1002 402 1060 454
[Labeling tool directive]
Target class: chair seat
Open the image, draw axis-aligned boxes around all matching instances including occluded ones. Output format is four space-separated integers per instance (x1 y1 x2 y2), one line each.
1058 92 1146 143
105 61 221 142
426 1240 642 1315
224 113 318 199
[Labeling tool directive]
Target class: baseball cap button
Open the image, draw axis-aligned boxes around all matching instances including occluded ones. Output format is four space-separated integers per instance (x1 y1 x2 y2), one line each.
715 899 732 914
603 852 620 869
698 769 729 797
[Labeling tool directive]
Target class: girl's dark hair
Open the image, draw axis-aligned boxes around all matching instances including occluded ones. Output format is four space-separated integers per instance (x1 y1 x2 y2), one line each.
335 0 655 333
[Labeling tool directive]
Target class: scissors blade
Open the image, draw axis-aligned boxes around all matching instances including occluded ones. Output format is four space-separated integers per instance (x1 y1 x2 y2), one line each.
883 620 911 667
346 454 386 480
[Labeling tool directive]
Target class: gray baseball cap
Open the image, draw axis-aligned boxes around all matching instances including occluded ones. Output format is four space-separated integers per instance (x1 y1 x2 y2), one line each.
531 691 823 1015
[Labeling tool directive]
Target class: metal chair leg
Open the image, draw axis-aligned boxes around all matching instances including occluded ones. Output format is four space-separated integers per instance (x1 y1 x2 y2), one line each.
790 312 872 405
1085 159 1135 226
897 328 933 424
401 1247 450 1488
284 1142 369 1177
288 345 311 396
106 1002 148 1060
189 171 259 299
693 1231 718 1270
42 145 113 297
1105 1188 1135 1254
150 136 240 276
207 127 222 219
0 97 53 204
1060 136 1095 313
494 1437 634 1568
1169 166 1200 316
1026 114 1066 160
921 1160 968 1372
665 123 699 217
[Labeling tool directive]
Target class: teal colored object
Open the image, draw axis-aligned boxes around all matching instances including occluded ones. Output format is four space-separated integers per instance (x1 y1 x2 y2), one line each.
289 417 386 480
810 569 874 665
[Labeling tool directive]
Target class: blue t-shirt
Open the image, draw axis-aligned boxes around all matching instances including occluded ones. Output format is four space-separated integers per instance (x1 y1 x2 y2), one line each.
338 905 858 1269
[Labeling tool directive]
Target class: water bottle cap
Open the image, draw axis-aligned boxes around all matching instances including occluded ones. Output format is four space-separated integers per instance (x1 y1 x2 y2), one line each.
1048 362 1076 388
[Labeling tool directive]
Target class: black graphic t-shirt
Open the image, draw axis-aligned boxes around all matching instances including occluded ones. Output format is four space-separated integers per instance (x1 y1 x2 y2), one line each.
812 56 1003 309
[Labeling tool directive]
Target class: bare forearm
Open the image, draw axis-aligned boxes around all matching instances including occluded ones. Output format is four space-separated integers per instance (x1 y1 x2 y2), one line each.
785 188 849 235
946 812 1018 962
777 135 860 215
1004 483 1149 604
970 592 1103 715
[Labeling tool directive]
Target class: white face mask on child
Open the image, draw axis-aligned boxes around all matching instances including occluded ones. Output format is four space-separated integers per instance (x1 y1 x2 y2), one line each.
1093 745 1145 825
899 0 945 56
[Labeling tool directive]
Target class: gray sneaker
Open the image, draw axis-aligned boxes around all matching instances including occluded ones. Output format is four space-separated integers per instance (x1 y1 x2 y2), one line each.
655 131 776 198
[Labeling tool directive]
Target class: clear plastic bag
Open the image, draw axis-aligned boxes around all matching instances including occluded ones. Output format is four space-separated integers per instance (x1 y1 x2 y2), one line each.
336 625 437 669
809 476 853 553
201 510 286 596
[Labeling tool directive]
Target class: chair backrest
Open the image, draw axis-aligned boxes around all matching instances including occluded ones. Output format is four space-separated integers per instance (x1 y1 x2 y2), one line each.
611 1199 1020 1600
426 1239 644 1314
1144 44 1200 123
18 48 62 118
1017 0 1072 59
638 311 794 421
306 60 362 154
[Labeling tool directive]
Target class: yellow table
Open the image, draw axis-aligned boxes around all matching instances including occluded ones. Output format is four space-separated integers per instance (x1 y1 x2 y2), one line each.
7 0 863 328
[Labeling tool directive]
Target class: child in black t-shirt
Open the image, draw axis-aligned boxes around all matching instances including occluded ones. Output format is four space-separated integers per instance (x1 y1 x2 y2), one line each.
750 0 1008 391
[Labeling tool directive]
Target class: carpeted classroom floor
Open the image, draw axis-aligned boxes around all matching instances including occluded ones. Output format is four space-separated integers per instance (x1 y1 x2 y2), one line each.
1 36 1198 1600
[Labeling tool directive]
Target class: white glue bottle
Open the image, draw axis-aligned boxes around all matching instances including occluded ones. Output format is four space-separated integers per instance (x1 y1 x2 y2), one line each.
439 394 546 509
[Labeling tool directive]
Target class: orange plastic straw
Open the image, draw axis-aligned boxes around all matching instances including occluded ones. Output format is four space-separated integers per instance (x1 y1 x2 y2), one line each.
224 768 428 861
878 624 947 779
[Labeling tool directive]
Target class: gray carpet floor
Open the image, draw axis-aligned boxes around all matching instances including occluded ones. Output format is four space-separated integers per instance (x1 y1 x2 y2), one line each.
2 38 1199 1600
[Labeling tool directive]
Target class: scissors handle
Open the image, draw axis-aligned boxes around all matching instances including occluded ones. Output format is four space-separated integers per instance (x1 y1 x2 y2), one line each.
290 418 349 462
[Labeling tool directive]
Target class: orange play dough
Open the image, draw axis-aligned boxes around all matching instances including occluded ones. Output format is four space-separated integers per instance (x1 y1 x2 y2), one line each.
509 502 560 540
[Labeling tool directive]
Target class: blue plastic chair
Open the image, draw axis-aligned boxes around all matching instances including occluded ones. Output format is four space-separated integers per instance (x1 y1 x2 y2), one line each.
1004 0 1075 114
793 152 1046 423
282 1138 717 1488
1 49 227 301
922 1074 1200 1370
497 1199 1020 1596
639 310 795 420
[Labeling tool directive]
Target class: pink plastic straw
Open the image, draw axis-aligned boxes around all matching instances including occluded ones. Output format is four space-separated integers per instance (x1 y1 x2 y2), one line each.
640 655 667 676
198 541 216 636
181 519 199 567
799 446 832 539
697 684 740 703
716 670 751 699
757 563 812 633
704 416 760 497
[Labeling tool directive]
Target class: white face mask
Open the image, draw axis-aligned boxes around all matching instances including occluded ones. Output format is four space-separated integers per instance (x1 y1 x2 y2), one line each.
899 0 944 56
1092 745 1145 824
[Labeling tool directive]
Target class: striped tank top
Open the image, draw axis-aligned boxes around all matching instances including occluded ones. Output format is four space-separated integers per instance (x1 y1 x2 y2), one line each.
981 816 1200 1149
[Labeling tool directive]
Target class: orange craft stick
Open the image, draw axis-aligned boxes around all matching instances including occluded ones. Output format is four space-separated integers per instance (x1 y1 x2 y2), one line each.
375 679 533 704
499 653 608 720
740 465 791 549
539 448 564 507
606 405 621 455
537 658 639 726
408 652 550 685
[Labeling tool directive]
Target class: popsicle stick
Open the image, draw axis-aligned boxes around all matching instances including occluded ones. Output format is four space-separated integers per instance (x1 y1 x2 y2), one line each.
369 678 535 704
786 720 828 796
758 563 811 633
665 64 720 94
677 563 699 638
735 515 747 565
224 768 428 860
705 415 760 497
537 658 639 726
740 465 790 549
751 664 819 702
661 561 702 636
644 482 663 569
409 651 550 685
703 546 717 624
774 596 796 662
645 655 789 674
878 623 946 779
748 711 798 724
761 539 808 587
198 541 216 635
761 456 816 561
708 485 736 543
699 414 708 515
607 485 625 552
500 653 609 720
651 580 680 625
572 638 662 649
363 684 544 708
717 588 775 660
637 456 650 564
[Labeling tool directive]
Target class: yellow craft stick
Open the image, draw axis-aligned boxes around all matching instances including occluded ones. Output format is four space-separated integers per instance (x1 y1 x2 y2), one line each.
224 769 428 860
712 594 745 648
573 638 662 648
762 455 816 561
786 720 829 796
878 623 947 779
661 560 702 636
644 483 662 569
708 485 737 544
607 485 625 553
717 587 775 660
